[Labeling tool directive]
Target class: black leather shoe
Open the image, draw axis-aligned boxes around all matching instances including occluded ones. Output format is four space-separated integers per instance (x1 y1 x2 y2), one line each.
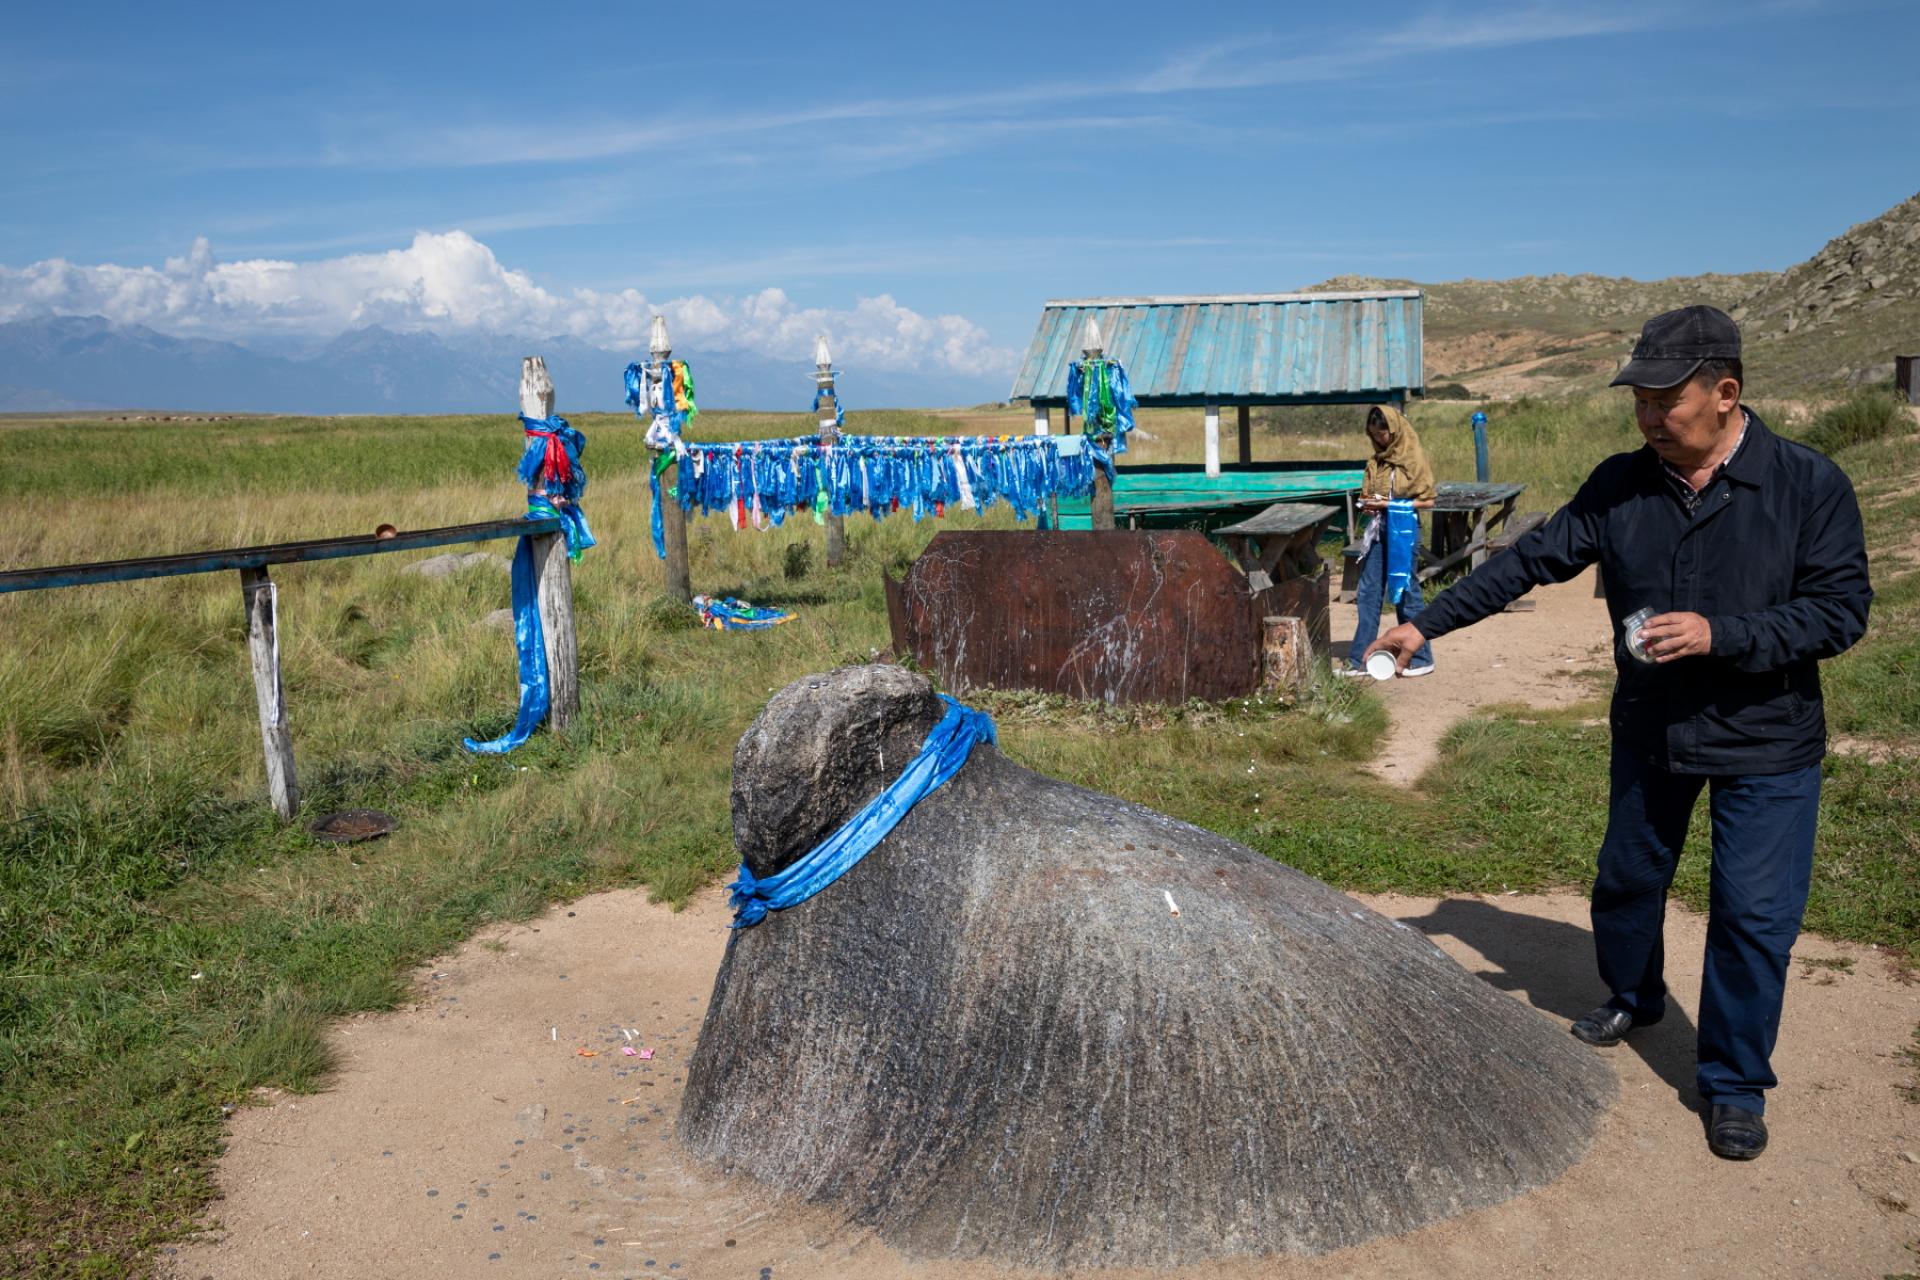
1569 1005 1660 1047
1707 1104 1768 1160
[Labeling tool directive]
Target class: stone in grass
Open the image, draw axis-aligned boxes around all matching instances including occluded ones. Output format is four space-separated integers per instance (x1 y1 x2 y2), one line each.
680 665 1615 1269
406 551 508 579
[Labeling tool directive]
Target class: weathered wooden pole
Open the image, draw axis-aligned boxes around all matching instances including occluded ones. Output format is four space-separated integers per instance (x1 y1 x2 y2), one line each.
649 317 692 600
1204 402 1222 477
519 354 554 420
816 335 846 568
1237 403 1252 464
519 355 579 731
1032 403 1050 436
239 566 298 819
1089 455 1115 529
530 531 578 730
1081 319 1117 531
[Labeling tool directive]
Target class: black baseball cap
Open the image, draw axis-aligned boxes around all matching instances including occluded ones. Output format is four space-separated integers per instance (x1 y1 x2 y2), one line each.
1610 304 1742 389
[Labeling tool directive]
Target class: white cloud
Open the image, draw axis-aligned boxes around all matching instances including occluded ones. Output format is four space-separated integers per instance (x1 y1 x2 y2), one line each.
0 231 1014 375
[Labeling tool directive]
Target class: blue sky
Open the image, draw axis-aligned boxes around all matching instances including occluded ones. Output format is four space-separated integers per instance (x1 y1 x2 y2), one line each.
3 0 1916 389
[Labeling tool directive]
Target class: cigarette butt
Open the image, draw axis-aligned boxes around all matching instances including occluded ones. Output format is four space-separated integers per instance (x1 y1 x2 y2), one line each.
1164 890 1181 916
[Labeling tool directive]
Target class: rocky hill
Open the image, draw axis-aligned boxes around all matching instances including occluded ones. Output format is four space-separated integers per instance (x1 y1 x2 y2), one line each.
1312 190 1920 398
1735 191 1920 390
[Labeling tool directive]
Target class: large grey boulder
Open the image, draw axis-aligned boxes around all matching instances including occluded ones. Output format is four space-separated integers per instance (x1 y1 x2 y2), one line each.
681 666 1614 1269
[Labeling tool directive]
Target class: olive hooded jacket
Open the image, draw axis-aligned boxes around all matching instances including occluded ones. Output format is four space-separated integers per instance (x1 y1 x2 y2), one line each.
1414 410 1871 774
1361 404 1437 502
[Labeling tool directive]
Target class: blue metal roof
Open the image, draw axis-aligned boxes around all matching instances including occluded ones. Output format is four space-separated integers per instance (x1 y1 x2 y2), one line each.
1008 291 1424 407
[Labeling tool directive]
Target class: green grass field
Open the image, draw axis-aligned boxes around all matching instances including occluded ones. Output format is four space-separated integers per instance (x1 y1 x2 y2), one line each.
2 394 1915 1277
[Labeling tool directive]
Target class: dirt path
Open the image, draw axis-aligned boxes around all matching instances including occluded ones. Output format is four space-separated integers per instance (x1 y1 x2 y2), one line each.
168 885 1920 1280
1333 566 1615 785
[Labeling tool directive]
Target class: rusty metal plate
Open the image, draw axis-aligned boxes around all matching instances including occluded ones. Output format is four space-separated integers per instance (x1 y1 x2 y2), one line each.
885 531 1271 705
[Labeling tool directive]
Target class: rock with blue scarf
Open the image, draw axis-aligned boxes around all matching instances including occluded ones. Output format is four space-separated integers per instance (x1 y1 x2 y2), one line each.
680 666 1613 1268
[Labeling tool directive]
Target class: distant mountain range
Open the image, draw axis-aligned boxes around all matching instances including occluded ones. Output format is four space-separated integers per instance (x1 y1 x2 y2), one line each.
0 317 994 415
8 190 1916 414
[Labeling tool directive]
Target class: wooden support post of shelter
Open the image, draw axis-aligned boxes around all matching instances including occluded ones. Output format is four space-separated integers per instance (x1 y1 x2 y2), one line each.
1033 404 1050 436
1203 403 1222 478
1237 404 1252 464
240 566 298 819
1897 355 1920 406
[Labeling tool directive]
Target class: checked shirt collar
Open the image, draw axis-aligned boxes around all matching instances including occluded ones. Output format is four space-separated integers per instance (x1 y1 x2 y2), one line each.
1661 409 1750 515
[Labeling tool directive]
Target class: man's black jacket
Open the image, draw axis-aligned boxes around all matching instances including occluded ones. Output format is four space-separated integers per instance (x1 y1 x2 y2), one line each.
1414 411 1872 774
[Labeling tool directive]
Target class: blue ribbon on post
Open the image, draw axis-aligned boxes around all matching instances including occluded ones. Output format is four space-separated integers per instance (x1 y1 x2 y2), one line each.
1385 499 1420 605
727 695 997 927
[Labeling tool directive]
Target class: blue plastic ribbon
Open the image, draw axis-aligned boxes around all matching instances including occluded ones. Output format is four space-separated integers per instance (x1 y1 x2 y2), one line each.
1385 499 1419 605
811 386 845 429
727 695 996 927
463 523 550 756
696 595 795 630
465 409 594 754
638 432 1093 556
1067 356 1137 455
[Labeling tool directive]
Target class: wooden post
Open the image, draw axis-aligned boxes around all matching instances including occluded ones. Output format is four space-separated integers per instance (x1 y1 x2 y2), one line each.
530 531 579 730
520 355 554 419
642 351 693 601
820 380 846 568
240 566 298 819
1091 452 1115 530
1204 404 1221 478
1261 615 1310 694
1236 404 1252 464
661 455 691 600
1033 404 1050 436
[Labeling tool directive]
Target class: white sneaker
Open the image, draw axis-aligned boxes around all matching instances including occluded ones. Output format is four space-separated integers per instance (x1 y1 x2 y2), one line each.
1399 663 1436 679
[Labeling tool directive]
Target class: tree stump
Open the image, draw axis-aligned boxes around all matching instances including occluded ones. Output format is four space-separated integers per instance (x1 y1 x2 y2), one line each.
681 666 1614 1269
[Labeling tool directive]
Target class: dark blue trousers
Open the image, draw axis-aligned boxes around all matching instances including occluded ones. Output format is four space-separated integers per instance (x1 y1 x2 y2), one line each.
1593 745 1821 1114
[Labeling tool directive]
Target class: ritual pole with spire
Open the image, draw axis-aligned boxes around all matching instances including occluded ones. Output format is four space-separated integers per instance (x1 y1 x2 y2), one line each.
1083 319 1116 530
649 317 692 600
814 334 846 568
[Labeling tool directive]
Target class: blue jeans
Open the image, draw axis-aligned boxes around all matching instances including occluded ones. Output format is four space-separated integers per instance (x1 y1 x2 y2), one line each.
1349 534 1434 668
1592 745 1821 1114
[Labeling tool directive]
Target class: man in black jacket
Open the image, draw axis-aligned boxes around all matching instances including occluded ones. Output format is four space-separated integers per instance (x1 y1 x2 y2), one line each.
1366 305 1872 1161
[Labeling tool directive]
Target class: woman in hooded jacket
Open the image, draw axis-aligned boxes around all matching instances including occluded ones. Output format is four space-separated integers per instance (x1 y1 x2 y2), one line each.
1346 404 1438 677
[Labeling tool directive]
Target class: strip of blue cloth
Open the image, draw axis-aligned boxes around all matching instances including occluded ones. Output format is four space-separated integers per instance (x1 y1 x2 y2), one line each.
727 695 997 928
1385 499 1420 605
463 530 550 755
1066 357 1137 454
640 433 1094 556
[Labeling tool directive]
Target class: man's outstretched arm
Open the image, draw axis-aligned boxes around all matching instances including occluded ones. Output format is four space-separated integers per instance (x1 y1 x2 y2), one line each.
1364 465 1612 670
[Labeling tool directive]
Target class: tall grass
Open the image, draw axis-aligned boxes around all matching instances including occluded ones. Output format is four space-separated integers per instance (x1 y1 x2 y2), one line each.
1801 388 1912 455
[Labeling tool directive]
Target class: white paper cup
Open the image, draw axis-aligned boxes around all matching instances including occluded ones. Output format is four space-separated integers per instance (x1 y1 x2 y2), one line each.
1365 651 1398 681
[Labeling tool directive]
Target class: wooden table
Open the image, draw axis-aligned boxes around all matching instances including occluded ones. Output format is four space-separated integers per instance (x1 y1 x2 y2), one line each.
1053 460 1365 534
1214 502 1343 664
1423 481 1528 581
